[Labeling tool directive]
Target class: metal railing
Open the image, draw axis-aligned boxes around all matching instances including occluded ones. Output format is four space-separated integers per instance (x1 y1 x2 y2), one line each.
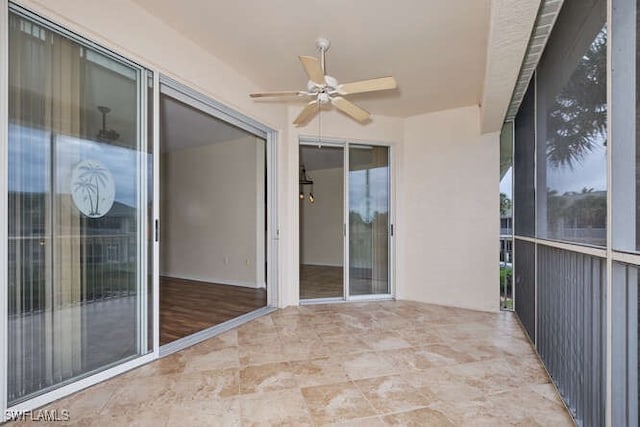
500 235 513 310
8 234 137 315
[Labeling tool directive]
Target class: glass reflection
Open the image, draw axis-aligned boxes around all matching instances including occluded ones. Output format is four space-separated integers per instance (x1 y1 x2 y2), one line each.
540 26 607 247
349 145 390 296
7 10 149 404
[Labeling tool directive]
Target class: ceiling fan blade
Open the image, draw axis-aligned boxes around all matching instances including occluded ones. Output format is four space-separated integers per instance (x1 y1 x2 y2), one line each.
250 91 308 98
337 76 397 95
299 56 326 86
293 100 319 126
331 96 370 123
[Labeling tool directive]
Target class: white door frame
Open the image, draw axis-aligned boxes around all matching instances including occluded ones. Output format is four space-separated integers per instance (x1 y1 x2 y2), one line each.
299 137 395 303
157 76 279 355
0 0 9 418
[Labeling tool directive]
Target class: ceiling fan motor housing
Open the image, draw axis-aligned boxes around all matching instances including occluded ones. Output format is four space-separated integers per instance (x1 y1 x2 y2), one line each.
318 92 330 104
315 37 331 52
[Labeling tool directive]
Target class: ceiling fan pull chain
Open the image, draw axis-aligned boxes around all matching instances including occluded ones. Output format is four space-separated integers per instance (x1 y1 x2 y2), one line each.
318 102 322 146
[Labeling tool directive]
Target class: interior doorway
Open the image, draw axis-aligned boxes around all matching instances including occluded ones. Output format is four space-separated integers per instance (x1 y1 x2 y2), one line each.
299 140 393 302
299 145 345 300
159 87 268 346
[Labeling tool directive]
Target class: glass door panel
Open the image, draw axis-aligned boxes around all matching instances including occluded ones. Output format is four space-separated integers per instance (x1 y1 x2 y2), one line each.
159 92 268 344
299 145 345 300
348 145 390 296
7 9 151 404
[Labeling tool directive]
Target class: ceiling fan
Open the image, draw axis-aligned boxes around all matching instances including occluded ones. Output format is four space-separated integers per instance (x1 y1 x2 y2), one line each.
249 38 397 126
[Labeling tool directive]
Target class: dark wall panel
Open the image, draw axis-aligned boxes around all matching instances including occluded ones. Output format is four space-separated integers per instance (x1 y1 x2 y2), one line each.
537 246 606 426
514 239 535 341
611 262 639 426
514 78 536 238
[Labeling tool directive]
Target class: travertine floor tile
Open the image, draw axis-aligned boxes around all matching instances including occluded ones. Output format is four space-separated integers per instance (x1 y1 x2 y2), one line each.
290 356 351 387
181 346 240 372
166 398 240 427
362 332 413 351
339 351 401 380
353 375 429 414
238 342 288 366
321 334 373 355
238 362 297 394
325 415 387 426
382 407 456 426
300 381 377 424
12 301 573 426
280 338 329 361
170 368 240 400
237 388 313 426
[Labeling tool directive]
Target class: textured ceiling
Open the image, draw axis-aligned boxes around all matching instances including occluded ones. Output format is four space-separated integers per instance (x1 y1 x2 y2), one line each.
133 0 492 118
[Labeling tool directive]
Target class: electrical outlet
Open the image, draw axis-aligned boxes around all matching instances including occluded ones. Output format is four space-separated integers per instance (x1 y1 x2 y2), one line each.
245 259 250 265
224 257 229 265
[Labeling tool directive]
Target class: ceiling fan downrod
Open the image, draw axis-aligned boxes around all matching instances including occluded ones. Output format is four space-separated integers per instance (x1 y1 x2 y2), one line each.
316 37 330 75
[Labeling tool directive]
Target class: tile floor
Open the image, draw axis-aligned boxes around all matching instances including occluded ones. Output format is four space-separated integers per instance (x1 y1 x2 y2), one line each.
14 301 573 426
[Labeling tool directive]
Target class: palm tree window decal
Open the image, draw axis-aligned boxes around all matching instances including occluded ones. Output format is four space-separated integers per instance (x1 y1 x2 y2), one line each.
71 159 116 218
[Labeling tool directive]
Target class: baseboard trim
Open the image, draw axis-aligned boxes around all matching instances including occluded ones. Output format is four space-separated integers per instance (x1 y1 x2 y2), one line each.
300 263 344 268
160 273 264 289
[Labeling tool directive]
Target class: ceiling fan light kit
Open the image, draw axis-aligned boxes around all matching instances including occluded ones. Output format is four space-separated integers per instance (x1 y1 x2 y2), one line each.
250 37 397 126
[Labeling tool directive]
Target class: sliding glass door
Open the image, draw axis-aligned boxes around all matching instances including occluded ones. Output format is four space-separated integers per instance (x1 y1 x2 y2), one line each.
299 140 392 301
299 144 345 300
159 88 268 345
348 145 391 296
7 8 152 404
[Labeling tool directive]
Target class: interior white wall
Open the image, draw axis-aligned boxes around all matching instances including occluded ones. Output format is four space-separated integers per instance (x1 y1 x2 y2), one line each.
300 167 344 267
161 136 265 287
399 106 499 312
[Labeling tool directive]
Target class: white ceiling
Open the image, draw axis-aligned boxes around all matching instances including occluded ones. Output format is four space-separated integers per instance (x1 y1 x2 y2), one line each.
133 0 492 118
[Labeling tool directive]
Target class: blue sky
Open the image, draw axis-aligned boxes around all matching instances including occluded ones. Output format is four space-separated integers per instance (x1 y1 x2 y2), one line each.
546 143 606 193
8 124 143 207
500 139 607 199
500 167 512 198
349 167 389 221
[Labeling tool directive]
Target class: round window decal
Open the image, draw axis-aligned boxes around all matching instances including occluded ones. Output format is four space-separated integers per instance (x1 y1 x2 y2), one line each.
71 159 116 218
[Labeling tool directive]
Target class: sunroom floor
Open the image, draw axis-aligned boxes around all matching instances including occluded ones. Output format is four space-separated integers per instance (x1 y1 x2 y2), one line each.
15 300 572 426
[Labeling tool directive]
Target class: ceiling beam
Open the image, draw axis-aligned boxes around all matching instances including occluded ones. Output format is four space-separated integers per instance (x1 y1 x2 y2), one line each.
479 0 541 133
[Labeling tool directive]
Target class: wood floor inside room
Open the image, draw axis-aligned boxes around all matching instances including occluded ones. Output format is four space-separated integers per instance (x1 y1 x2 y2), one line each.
160 276 267 345
300 264 343 299
300 264 389 299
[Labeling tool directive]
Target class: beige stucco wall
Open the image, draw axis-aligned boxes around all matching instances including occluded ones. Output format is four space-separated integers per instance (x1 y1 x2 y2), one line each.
399 106 499 312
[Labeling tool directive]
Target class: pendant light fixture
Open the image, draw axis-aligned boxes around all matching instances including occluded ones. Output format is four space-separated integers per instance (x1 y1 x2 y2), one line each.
96 106 120 142
299 165 315 203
